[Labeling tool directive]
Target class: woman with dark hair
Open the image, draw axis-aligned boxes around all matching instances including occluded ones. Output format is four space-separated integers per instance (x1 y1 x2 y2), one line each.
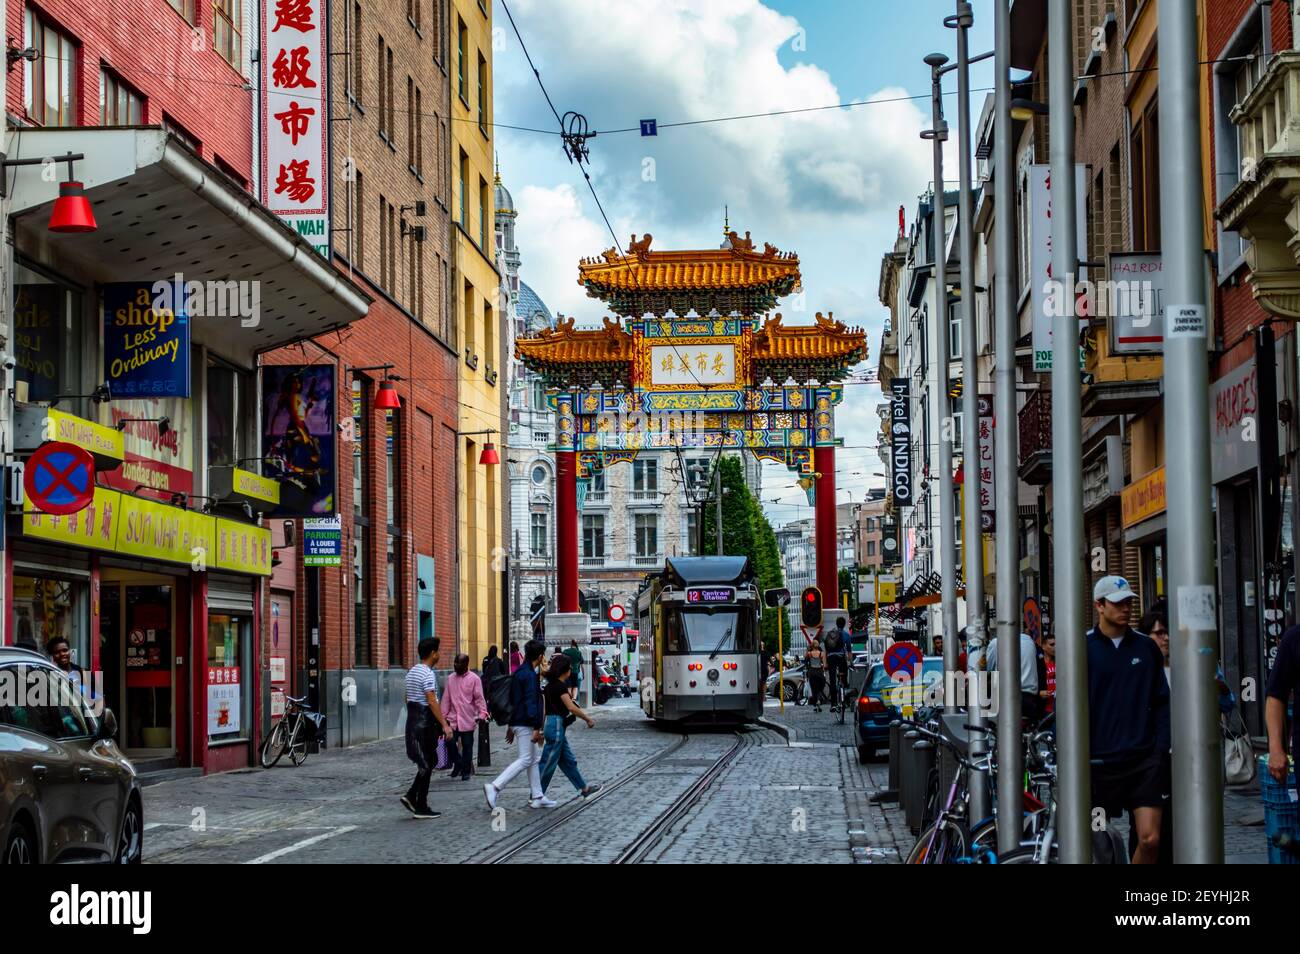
481 644 506 684
441 653 487 780
538 654 601 800
508 641 523 674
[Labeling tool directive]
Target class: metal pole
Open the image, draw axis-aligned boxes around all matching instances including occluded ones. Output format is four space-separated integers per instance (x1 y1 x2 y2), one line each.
922 53 961 693
992 0 1024 857
778 608 786 714
1048 0 1090 864
1158 0 1224 864
951 0 990 823
714 460 724 555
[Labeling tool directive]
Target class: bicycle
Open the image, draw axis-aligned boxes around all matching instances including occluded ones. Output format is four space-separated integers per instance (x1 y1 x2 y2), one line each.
901 717 993 864
259 694 316 768
827 657 850 724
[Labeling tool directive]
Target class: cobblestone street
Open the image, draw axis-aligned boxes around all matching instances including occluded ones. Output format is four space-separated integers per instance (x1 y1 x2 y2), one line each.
139 696 909 864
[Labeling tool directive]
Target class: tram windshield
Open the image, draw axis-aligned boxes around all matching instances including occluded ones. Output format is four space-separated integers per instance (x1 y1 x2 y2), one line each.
665 607 754 654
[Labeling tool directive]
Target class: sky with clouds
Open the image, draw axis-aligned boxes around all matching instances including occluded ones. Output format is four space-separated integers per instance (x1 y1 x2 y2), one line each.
494 0 994 527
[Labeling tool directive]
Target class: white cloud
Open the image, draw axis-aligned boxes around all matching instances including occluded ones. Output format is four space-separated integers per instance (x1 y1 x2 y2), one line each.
512 183 608 318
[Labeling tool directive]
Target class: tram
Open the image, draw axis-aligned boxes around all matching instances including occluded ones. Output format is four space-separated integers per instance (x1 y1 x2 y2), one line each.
635 555 764 724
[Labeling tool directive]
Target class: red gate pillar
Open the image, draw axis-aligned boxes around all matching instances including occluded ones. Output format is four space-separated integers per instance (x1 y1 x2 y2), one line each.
556 451 580 614
814 446 839 609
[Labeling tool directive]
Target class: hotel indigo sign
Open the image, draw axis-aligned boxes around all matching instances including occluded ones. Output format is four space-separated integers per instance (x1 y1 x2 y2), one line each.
102 283 190 398
890 377 912 506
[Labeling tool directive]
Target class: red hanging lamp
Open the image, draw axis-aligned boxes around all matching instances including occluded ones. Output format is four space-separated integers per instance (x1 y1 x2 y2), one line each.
375 379 401 410
48 179 97 233
478 442 500 466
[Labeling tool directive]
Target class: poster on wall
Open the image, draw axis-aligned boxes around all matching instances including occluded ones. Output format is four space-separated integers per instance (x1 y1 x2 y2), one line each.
261 365 337 517
259 0 330 257
100 395 193 498
102 283 191 398
207 667 241 736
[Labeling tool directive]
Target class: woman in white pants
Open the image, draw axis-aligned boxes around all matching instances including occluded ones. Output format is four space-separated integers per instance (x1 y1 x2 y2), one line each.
484 639 555 809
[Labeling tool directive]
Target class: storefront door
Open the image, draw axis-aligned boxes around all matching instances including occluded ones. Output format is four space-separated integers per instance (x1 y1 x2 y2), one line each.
101 574 176 756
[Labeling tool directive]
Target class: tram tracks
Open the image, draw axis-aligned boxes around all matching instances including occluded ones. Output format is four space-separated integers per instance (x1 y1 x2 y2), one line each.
479 729 743 865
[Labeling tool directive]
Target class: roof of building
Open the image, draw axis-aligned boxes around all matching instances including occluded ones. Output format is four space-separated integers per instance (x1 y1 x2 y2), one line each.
494 173 514 214
517 281 552 329
577 231 801 315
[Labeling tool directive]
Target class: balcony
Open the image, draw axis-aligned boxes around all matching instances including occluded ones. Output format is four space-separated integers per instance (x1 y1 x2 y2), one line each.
1080 326 1162 417
629 489 660 505
1218 51 1300 318
633 554 661 567
1018 388 1052 485
581 555 606 568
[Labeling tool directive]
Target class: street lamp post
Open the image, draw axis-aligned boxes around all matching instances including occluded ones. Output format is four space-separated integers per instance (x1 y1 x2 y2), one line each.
1048 0 1091 864
921 52 961 691
950 0 992 825
992 0 1025 857
1159 0 1224 863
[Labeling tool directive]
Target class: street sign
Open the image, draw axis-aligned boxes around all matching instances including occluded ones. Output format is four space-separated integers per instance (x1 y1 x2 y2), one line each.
608 603 626 623
303 516 343 566
640 119 657 136
764 587 791 608
24 442 94 515
883 641 923 678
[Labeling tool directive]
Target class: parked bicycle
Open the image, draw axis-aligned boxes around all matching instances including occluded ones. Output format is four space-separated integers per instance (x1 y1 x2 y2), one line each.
259 694 322 768
901 715 993 863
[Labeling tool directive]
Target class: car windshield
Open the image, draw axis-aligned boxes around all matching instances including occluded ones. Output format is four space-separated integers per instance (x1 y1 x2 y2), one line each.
866 664 893 692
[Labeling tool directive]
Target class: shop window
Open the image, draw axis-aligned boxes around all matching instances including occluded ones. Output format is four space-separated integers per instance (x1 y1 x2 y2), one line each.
213 0 243 70
207 360 254 472
100 67 145 125
12 574 89 671
24 9 78 127
12 261 86 413
207 614 250 741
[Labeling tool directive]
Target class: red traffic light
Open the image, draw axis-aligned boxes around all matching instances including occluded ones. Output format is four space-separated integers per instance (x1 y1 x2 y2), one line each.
800 586 822 626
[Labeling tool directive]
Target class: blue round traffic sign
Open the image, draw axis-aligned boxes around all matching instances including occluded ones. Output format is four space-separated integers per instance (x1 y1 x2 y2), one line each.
883 641 923 678
24 441 95 516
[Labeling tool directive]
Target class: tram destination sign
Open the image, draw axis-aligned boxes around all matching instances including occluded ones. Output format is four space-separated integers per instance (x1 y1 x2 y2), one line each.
686 586 736 605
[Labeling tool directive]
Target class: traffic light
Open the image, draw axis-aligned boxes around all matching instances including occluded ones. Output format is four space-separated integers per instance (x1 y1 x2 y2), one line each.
800 586 823 627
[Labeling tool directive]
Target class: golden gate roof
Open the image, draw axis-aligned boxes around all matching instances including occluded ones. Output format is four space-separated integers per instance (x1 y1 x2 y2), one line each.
578 231 801 315
515 315 634 388
752 311 867 380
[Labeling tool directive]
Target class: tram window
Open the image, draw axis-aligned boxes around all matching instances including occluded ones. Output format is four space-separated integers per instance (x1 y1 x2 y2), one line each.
672 610 753 653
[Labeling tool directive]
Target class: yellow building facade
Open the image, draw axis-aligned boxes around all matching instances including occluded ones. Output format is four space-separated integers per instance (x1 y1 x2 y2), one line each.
450 0 503 662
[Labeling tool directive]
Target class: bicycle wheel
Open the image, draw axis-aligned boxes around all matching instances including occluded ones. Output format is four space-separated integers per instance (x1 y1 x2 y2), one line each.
906 817 969 864
260 718 289 768
288 717 310 766
999 843 1059 864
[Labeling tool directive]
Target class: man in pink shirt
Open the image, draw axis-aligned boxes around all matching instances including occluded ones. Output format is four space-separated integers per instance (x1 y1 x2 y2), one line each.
442 653 488 779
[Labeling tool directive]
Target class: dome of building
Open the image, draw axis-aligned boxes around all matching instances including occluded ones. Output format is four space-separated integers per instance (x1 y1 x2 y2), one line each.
494 174 515 215
518 281 553 331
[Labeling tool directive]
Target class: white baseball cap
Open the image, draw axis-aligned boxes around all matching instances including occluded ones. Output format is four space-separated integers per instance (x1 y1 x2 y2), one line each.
1093 575 1137 603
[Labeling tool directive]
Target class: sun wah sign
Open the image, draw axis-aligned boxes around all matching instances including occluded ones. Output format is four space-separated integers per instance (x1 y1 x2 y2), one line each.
260 0 330 258
102 283 191 398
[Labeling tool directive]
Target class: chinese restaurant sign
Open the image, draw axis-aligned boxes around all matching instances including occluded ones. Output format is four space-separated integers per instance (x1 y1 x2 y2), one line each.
977 395 994 532
102 283 190 398
260 0 330 257
262 365 337 517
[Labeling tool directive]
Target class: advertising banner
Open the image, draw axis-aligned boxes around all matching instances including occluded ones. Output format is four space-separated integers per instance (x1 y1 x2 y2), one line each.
260 0 330 257
977 395 994 532
101 395 193 498
103 282 190 398
262 365 337 517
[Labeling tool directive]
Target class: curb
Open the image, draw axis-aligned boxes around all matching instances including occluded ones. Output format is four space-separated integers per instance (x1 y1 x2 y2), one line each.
757 714 798 743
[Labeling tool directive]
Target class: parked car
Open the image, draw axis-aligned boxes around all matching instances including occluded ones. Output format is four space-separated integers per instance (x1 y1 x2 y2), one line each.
855 656 945 764
765 664 806 702
0 646 143 863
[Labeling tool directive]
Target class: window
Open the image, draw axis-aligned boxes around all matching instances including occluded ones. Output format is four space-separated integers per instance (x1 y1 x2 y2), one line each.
459 150 469 226
379 195 388 288
867 541 876 556
588 469 606 500
484 300 495 376
377 38 387 137
100 68 144 125
350 2 363 102
25 10 78 127
531 376 546 410
0 665 92 739
12 262 85 411
354 169 365 269
463 280 475 355
634 514 659 556
166 0 196 22
457 18 468 103
685 512 699 554
531 465 548 485
432 0 444 65
407 0 420 30
414 87 424 175
633 459 659 497
948 302 962 360
583 515 606 558
353 378 372 667
207 360 254 469
407 77 415 168
1130 100 1160 251
531 512 548 557
163 114 201 151
12 576 89 676
1215 19 1265 272
213 0 242 69
207 615 251 740
479 176 489 248
477 52 488 133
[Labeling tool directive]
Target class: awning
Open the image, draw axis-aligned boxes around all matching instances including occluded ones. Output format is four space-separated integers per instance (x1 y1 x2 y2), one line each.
5 127 370 368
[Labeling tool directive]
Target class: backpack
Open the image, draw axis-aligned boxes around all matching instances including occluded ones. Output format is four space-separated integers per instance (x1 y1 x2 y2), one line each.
488 673 514 726
824 629 844 654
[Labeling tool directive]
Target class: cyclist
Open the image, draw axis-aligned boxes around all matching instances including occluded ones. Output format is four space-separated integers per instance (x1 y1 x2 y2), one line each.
823 616 852 712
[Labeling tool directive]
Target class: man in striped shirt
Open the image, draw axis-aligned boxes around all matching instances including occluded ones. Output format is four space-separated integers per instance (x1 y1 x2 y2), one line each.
403 636 452 819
